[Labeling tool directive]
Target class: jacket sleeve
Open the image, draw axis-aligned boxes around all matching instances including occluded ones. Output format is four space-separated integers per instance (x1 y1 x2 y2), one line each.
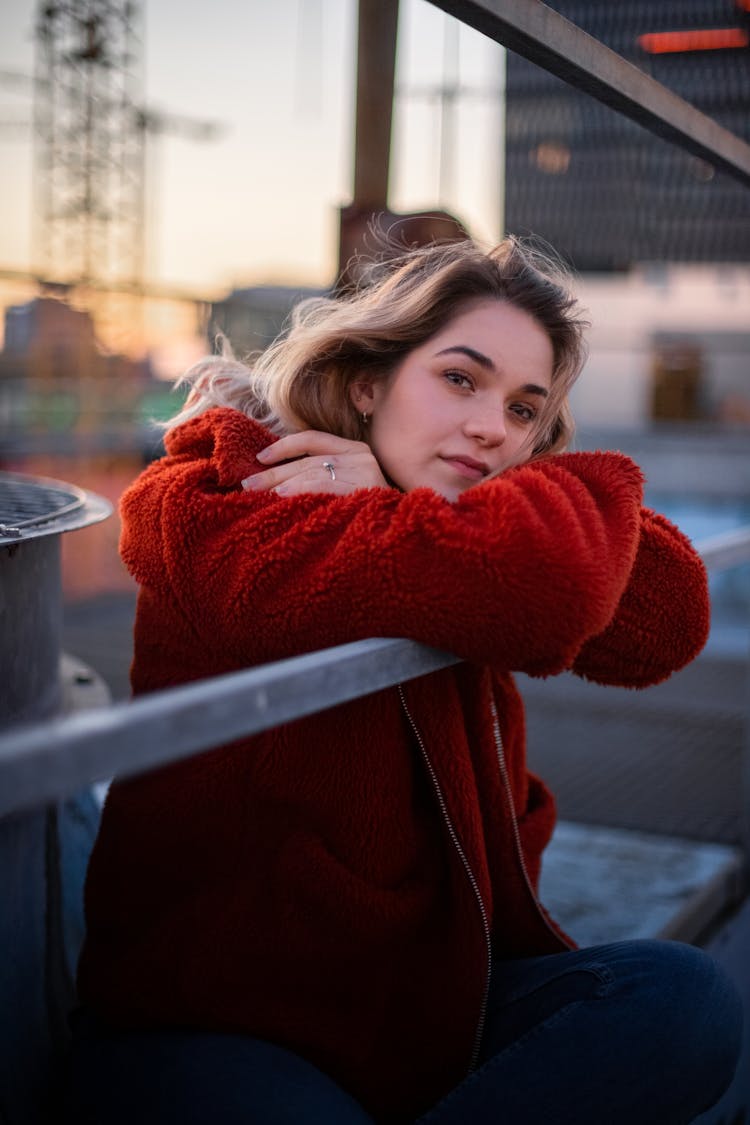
571 507 710 687
121 442 654 679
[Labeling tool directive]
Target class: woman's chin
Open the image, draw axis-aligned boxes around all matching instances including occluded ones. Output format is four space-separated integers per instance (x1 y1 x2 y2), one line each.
427 481 469 503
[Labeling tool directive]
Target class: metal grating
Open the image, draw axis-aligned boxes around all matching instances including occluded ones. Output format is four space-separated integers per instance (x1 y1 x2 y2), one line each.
0 474 86 539
503 0 750 269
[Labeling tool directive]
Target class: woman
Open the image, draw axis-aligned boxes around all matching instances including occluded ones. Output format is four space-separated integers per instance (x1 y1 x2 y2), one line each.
72 238 741 1124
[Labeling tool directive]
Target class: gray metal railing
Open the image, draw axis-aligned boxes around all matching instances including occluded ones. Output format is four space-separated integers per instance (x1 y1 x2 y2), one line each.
432 0 750 187
1 527 748 820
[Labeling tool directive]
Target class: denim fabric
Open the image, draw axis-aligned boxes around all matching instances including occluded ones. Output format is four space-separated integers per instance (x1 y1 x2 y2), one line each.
417 940 742 1125
66 940 741 1125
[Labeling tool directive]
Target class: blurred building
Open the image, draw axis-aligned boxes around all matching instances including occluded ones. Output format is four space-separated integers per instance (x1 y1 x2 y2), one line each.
502 0 750 427
504 0 750 269
0 296 165 461
209 285 328 359
2 298 100 378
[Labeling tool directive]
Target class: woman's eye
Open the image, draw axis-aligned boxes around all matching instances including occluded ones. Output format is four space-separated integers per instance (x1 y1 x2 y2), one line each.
444 370 473 390
511 404 536 423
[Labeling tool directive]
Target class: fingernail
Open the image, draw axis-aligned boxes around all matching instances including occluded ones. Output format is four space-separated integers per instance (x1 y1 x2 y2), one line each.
242 475 259 490
256 447 270 462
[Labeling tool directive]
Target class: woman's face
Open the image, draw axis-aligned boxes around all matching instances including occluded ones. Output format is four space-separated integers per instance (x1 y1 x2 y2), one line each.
354 300 555 501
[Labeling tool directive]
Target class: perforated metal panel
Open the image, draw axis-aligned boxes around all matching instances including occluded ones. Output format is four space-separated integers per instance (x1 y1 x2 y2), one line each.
0 476 85 539
0 473 110 543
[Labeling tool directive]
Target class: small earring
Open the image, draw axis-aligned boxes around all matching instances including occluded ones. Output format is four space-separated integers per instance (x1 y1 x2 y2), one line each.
361 411 369 425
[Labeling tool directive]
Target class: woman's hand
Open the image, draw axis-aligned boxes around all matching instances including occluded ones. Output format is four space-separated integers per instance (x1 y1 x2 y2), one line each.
241 430 389 497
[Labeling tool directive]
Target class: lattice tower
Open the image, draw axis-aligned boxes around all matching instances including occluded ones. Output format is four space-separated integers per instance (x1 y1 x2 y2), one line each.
32 0 145 289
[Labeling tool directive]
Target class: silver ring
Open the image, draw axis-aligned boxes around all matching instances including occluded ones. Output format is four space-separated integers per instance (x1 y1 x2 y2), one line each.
322 460 336 481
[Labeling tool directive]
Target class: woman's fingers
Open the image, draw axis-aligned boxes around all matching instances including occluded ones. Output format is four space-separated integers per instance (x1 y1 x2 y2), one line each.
271 470 356 498
241 433 389 496
243 457 342 493
255 430 364 465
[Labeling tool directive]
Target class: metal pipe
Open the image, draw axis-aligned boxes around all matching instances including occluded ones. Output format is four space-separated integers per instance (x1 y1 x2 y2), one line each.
698 527 750 573
0 474 111 732
352 0 400 209
0 638 460 818
426 0 750 187
0 526 747 820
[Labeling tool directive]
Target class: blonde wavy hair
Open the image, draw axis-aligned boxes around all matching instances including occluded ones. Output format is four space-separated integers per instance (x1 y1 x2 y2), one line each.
165 236 588 459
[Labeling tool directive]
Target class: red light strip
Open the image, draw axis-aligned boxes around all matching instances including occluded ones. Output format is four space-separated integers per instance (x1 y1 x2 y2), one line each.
638 27 749 53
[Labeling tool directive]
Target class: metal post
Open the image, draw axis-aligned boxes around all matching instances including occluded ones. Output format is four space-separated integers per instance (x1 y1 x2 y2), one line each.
352 0 400 209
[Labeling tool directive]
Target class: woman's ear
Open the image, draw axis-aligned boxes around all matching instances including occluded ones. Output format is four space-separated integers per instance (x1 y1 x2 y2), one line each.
349 381 378 413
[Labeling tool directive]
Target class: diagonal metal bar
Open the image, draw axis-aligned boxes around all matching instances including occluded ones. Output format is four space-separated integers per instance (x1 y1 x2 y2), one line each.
0 526 748 820
0 638 460 819
698 527 750 573
428 0 750 187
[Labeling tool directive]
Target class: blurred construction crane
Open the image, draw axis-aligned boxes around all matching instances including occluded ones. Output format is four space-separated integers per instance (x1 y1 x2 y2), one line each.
0 0 222 297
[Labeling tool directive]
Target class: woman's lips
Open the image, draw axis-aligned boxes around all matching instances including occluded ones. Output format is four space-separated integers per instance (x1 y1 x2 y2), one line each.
441 455 489 481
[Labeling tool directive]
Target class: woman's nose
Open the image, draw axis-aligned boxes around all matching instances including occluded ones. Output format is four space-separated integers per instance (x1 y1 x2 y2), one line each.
464 408 506 446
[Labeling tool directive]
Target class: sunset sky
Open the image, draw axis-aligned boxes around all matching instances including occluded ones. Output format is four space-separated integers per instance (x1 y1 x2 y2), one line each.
0 0 505 300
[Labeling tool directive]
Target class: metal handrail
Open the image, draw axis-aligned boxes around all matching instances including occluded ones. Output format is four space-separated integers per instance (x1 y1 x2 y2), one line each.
698 527 750 573
432 0 750 187
0 526 748 820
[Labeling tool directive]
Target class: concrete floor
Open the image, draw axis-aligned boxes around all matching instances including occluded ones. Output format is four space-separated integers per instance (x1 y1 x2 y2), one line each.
520 650 748 846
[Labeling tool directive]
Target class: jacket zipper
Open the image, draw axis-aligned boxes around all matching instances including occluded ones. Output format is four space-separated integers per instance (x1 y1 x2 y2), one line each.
397 684 491 1073
488 690 576 951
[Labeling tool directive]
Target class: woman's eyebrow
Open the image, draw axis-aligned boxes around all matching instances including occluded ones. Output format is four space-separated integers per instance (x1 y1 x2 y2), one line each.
436 345 494 369
435 346 549 398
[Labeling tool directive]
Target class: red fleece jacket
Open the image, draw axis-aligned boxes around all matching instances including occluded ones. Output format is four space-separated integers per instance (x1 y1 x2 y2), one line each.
78 408 709 1122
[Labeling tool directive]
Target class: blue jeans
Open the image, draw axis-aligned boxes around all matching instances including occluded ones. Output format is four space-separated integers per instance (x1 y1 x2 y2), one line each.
66 940 742 1125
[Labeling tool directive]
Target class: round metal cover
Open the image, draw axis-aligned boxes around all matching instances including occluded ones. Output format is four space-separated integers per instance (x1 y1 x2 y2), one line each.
0 471 111 541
